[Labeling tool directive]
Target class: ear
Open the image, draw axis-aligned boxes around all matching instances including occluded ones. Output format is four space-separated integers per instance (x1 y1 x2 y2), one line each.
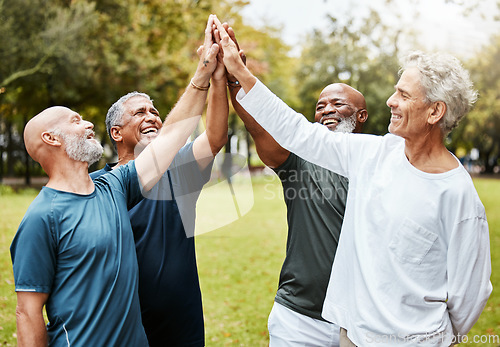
357 109 368 124
41 131 62 147
110 126 123 143
428 101 446 125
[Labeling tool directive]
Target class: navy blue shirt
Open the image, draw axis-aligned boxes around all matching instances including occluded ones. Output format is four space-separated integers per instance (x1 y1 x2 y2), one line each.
90 142 212 347
11 161 148 346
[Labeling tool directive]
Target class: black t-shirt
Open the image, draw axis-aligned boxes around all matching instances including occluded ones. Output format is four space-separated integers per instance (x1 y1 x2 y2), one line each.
273 153 348 321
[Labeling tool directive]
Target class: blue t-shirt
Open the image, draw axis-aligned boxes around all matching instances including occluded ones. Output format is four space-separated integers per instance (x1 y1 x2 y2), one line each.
90 142 212 347
11 161 148 347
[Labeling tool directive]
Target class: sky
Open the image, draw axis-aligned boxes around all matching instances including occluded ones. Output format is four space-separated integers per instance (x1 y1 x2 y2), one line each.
240 0 500 59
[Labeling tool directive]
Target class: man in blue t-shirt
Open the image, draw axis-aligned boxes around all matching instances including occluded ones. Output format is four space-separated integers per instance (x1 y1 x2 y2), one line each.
90 65 227 346
10 15 222 347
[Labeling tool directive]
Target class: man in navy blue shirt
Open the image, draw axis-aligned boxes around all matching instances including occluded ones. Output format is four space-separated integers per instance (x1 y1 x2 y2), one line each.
89 30 228 347
11 15 222 347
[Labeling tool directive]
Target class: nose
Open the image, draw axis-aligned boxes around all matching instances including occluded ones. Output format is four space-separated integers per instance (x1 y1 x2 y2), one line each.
386 93 397 108
144 111 158 122
84 120 94 129
323 103 337 114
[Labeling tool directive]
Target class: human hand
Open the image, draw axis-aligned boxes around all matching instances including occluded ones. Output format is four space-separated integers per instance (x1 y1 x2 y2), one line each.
192 14 220 87
212 16 247 79
223 23 246 87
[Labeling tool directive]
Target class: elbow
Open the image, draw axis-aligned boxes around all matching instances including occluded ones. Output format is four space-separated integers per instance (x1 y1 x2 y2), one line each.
210 135 228 155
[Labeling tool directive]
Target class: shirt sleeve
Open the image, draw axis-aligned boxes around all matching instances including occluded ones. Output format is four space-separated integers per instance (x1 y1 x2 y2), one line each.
170 141 213 197
105 160 142 209
272 152 297 181
237 79 352 177
446 216 492 336
10 210 57 293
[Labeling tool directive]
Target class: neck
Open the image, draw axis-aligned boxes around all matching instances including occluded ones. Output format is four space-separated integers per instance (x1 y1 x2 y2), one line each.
403 131 458 173
114 144 139 169
115 152 135 168
45 159 95 194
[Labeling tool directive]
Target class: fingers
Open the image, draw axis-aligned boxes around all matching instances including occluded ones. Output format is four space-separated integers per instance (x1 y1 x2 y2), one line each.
197 45 203 57
213 28 221 45
227 26 240 51
213 16 230 42
239 50 247 65
203 14 215 48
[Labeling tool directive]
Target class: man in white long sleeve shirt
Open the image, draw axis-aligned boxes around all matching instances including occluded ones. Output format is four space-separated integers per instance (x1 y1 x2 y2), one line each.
214 18 492 347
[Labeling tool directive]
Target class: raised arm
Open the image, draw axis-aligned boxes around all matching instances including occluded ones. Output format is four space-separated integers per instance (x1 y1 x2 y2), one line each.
214 16 347 176
224 25 289 168
192 42 229 170
135 15 219 191
16 292 49 347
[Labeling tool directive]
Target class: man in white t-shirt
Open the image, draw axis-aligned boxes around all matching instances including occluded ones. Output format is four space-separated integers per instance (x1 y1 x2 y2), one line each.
214 17 492 347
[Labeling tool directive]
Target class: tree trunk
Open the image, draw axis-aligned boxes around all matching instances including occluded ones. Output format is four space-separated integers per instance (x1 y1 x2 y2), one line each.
6 120 15 176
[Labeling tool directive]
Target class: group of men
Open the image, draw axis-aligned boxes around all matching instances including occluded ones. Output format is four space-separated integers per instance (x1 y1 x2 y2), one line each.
11 14 491 347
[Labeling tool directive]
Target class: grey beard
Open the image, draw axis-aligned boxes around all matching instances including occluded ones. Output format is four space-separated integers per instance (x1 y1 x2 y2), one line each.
57 130 103 166
333 114 357 133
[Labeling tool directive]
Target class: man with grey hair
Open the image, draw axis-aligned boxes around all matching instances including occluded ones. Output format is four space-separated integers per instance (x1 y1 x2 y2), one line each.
10 15 221 346
89 38 228 347
216 19 492 347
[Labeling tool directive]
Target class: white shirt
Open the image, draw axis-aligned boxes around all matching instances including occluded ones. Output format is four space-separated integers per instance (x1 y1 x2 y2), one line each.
238 80 492 346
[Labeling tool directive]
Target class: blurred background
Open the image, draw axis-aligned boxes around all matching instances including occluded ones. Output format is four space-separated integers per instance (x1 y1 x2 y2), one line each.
2 1 500 345
1 0 499 185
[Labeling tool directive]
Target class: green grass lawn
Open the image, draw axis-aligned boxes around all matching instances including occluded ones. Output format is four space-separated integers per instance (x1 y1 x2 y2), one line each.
0 176 499 346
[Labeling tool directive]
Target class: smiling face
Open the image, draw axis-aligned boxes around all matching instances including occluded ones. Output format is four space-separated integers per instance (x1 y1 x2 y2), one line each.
386 67 433 140
113 96 163 151
314 84 365 133
54 109 103 165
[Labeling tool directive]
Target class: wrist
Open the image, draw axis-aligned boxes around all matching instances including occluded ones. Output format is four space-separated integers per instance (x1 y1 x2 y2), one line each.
227 79 241 90
191 73 210 89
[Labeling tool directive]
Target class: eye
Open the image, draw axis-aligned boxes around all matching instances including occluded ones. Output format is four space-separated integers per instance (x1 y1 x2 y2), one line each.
316 105 324 112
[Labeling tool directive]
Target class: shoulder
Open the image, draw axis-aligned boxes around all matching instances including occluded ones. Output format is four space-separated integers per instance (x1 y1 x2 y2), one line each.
98 161 137 186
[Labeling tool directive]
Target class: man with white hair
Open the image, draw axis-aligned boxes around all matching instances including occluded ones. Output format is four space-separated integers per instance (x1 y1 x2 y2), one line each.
10 15 220 346
216 17 491 347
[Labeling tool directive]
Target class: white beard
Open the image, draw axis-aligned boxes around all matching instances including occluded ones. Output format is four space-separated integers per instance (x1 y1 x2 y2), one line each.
333 114 357 133
60 130 103 166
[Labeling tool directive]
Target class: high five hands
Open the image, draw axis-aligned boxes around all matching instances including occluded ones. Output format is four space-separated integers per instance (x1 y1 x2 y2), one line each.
201 14 257 93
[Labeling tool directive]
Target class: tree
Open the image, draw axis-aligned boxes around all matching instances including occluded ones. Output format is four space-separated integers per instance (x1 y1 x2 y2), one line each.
462 34 500 173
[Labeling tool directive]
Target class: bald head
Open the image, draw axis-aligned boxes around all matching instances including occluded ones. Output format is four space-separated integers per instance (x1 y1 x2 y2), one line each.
320 83 367 110
24 106 72 163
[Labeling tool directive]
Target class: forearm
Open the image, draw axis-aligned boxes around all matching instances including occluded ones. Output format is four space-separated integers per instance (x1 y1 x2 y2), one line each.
229 86 289 168
163 77 210 129
206 78 229 156
16 309 47 346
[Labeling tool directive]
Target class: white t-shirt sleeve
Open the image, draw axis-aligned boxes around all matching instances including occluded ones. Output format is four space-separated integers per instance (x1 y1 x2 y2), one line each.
446 215 492 336
237 79 355 176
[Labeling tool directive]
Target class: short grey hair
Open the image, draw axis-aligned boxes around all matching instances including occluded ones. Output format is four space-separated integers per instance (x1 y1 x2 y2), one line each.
106 91 152 150
401 51 478 135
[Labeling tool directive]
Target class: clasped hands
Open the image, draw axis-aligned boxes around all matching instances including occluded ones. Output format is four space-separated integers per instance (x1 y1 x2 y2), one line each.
193 14 255 92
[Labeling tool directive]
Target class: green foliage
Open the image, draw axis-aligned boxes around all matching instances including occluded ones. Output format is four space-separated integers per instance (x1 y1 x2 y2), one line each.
462 35 500 172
